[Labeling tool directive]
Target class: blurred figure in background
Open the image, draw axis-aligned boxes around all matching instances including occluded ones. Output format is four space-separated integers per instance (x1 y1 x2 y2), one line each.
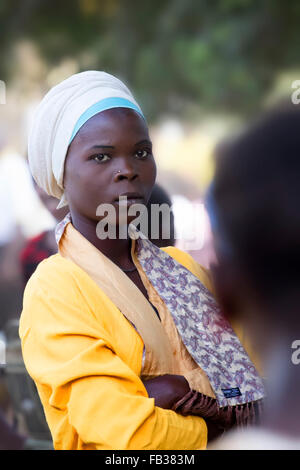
207 105 300 449
1 177 67 450
0 149 25 330
3 182 68 448
0 409 26 450
20 180 69 285
0 140 28 449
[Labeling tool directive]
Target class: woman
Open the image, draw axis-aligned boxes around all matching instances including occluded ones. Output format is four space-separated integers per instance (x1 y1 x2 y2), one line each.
19 71 264 450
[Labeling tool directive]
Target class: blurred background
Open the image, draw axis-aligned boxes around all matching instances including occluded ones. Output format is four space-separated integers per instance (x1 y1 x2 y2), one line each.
0 0 300 449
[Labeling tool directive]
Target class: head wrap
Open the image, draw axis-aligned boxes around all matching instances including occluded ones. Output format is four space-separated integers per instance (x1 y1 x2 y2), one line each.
28 71 145 208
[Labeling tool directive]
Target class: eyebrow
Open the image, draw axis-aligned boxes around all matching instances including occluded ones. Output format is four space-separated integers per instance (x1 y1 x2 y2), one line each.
88 140 152 151
135 139 152 146
89 145 115 150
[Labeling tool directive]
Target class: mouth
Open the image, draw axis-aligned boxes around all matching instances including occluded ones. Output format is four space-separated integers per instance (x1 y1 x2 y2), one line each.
114 192 145 205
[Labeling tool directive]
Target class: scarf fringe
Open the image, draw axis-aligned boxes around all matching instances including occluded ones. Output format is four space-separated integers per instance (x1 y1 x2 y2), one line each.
172 390 264 430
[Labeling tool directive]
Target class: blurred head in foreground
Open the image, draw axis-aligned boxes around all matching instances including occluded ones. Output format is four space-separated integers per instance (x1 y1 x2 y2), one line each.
207 105 300 440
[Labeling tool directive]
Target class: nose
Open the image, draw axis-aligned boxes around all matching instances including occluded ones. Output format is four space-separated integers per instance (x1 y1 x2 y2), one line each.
113 161 138 182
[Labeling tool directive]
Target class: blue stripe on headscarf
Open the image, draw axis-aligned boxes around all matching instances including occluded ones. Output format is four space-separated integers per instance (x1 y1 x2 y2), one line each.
69 97 145 144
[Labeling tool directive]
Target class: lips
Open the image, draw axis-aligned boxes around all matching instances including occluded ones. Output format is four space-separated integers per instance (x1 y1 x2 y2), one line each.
114 192 145 202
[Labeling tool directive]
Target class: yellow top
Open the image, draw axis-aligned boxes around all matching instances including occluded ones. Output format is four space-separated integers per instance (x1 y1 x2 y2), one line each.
19 249 208 450
19 220 261 451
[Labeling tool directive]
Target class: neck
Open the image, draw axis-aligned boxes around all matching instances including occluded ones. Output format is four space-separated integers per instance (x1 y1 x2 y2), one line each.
70 211 134 269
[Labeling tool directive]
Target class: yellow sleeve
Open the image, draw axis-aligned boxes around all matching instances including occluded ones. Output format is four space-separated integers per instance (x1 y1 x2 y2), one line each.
19 257 207 450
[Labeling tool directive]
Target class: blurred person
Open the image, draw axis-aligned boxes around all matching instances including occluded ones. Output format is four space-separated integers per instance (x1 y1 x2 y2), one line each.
207 106 300 449
0 152 25 329
0 409 26 450
2 180 68 449
19 180 69 285
2 317 53 450
0 151 61 450
0 141 28 450
19 71 264 450
0 140 26 450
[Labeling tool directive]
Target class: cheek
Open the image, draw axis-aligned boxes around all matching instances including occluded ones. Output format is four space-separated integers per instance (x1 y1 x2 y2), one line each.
65 159 93 193
63 157 77 191
145 158 157 184
64 168 82 201
143 161 156 204
64 164 95 208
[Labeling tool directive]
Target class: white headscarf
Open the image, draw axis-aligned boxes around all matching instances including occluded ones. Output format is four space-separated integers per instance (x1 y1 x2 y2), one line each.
28 71 144 208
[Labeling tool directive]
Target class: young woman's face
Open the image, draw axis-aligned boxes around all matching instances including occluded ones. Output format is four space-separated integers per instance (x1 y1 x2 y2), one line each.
64 108 156 224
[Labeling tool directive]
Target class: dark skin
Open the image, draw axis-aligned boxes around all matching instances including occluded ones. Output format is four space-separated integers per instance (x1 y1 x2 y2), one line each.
63 108 190 409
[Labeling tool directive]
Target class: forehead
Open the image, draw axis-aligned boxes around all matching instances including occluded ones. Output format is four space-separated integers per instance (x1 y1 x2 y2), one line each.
74 107 149 144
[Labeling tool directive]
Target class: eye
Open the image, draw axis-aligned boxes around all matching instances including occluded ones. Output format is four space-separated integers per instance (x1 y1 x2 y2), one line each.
91 153 111 163
135 149 151 159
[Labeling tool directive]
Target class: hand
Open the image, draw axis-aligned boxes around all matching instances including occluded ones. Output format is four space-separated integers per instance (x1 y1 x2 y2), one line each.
142 374 190 410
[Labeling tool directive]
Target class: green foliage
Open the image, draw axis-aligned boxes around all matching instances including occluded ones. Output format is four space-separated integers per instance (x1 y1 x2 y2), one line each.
1 0 300 121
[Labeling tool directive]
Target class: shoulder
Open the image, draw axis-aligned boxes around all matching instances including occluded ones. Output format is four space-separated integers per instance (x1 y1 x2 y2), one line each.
23 253 96 305
160 246 214 293
26 253 80 286
20 253 112 342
